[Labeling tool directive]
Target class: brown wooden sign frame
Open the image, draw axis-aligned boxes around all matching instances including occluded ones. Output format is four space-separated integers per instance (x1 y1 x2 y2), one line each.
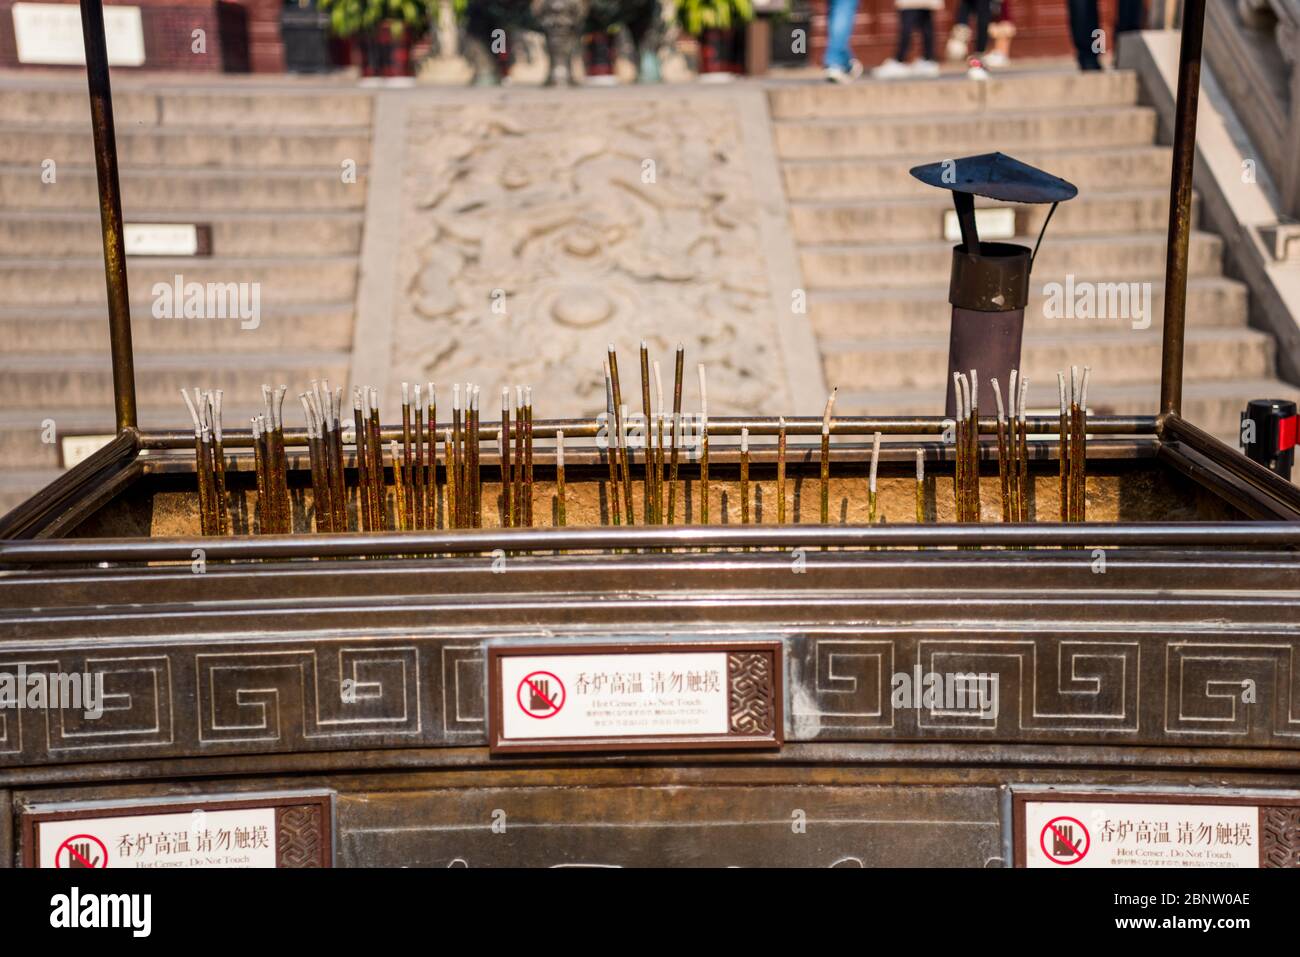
21 790 334 868
488 639 783 754
1011 789 1300 868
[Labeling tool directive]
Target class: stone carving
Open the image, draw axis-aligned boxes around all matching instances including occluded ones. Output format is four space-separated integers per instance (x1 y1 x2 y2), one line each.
395 94 793 418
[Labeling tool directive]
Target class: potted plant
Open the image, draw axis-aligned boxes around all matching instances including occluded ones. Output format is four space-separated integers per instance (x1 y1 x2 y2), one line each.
282 0 335 74
318 0 431 76
676 0 753 75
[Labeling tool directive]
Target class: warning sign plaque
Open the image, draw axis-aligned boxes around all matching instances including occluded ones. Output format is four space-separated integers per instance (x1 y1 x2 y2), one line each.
1012 790 1300 869
488 641 782 754
22 792 333 869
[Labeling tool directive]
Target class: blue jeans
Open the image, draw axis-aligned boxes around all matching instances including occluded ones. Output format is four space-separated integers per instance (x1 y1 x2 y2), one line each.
824 0 860 70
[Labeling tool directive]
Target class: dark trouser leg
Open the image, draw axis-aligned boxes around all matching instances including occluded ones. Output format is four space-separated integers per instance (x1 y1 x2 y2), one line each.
896 9 920 62
973 0 992 53
1068 0 1102 69
919 10 935 62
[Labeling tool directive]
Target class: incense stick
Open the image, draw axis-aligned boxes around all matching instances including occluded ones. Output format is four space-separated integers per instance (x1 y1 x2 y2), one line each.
1017 375 1030 522
915 448 925 524
740 427 750 525
1058 372 1069 522
556 429 566 527
211 390 228 535
777 416 787 525
991 377 1009 523
640 340 652 524
401 383 413 530
868 431 881 524
501 387 513 527
608 346 635 524
414 384 425 531
820 388 836 525
514 386 525 529
523 386 533 527
602 362 620 527
968 369 980 522
653 360 665 524
426 383 437 529
668 344 684 524
953 373 967 522
698 363 709 526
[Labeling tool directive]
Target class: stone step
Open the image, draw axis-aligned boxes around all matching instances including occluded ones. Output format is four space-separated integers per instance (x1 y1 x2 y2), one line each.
0 256 358 306
0 210 365 258
0 166 366 213
773 106 1158 160
800 232 1223 289
0 469 65 518
0 124 372 170
821 327 1277 392
782 146 1174 202
790 188 1191 243
768 69 1139 120
0 300 356 354
808 276 1249 339
0 85 373 128
0 353 352 409
835 377 1300 444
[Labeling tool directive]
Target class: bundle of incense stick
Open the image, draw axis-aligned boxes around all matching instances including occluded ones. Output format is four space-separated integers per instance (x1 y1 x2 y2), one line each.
990 370 1029 523
952 371 982 522
180 388 225 535
225 384 292 534
602 342 691 526
1062 365 1090 522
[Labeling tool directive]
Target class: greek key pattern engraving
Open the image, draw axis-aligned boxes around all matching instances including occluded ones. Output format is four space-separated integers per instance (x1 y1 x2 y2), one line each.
196 647 420 746
275 804 326 868
727 652 775 736
1261 806 1300 868
0 656 172 757
1165 641 1300 742
2 632 1300 766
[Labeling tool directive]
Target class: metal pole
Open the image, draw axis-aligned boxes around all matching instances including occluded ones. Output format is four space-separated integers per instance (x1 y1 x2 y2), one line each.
80 0 137 432
1159 0 1205 420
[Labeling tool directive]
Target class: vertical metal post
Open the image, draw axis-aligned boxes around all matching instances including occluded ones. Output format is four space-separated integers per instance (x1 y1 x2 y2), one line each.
1159 0 1206 420
80 0 137 432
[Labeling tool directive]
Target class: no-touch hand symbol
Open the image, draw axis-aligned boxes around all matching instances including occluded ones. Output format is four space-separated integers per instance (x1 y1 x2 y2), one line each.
516 671 565 719
55 834 109 869
1039 817 1090 865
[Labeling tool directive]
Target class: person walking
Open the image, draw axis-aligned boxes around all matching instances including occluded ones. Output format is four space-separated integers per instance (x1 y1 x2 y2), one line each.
874 0 944 79
1067 0 1103 70
823 0 865 83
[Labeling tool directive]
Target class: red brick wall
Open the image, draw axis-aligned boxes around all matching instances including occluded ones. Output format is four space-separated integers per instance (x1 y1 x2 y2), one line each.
0 0 285 71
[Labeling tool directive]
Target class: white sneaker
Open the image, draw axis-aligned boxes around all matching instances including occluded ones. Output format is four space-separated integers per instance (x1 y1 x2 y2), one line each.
912 59 941 77
872 58 913 79
966 57 990 81
983 50 1008 68
825 58 865 84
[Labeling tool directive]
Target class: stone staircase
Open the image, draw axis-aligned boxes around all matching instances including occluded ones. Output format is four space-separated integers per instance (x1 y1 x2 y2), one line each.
0 77 372 514
769 68 1300 439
